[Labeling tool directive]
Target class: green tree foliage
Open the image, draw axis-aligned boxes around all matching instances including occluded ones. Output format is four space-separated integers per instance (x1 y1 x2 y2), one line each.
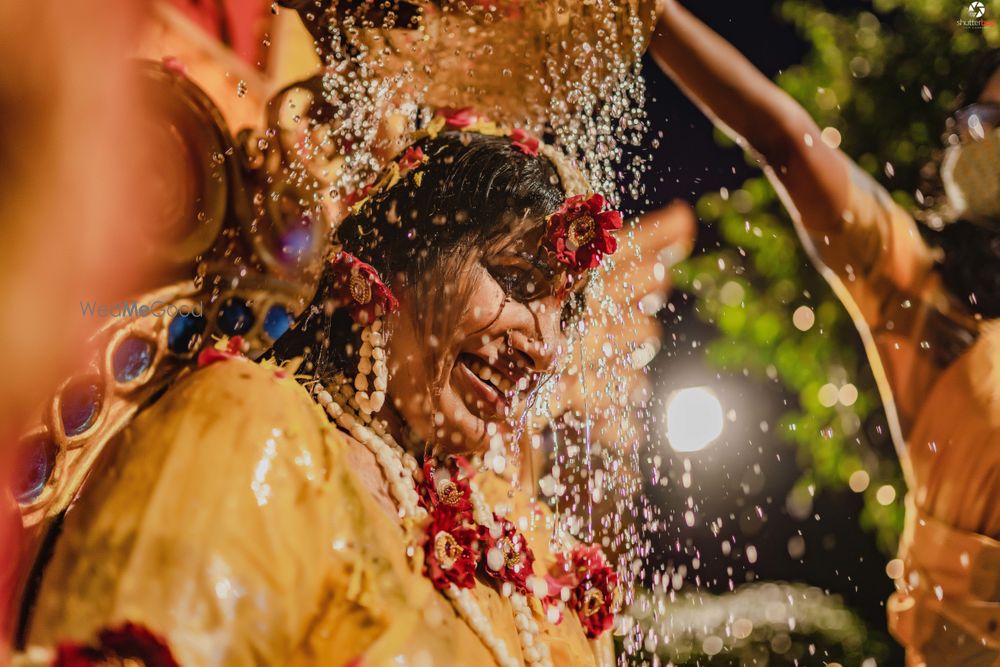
673 0 998 554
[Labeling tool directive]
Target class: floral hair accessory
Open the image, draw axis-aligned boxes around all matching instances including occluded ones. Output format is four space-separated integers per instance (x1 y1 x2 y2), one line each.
330 252 399 325
510 127 540 156
543 193 622 271
483 515 536 594
54 622 179 667
343 183 372 209
423 504 482 590
546 544 620 639
345 146 430 214
197 335 246 367
440 106 478 129
398 146 429 172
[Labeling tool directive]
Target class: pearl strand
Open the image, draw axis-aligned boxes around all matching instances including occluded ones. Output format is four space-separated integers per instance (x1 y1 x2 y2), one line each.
355 320 388 415
314 386 425 520
511 593 553 667
469 478 497 531
331 377 423 483
446 585 520 667
315 382 551 667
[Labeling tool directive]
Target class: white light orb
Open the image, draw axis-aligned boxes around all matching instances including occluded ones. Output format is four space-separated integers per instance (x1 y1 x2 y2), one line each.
666 387 724 453
792 305 816 331
818 383 839 408
848 470 870 493
876 484 897 506
838 383 859 407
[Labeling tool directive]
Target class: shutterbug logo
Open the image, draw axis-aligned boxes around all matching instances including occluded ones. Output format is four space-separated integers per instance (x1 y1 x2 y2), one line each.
959 1 995 28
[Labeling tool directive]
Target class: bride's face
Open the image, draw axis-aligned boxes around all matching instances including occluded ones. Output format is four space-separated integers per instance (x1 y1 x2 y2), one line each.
386 236 571 457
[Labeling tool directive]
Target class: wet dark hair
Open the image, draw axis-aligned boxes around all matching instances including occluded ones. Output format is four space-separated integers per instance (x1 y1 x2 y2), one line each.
920 49 1000 319
271 130 565 380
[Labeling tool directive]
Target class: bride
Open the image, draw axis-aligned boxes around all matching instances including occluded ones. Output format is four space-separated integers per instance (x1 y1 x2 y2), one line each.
22 112 626 667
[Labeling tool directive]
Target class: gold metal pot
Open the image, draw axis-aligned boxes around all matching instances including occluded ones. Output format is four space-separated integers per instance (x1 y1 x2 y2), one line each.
287 0 658 127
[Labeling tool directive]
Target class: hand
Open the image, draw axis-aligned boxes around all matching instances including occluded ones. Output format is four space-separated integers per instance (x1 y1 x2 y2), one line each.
550 200 697 437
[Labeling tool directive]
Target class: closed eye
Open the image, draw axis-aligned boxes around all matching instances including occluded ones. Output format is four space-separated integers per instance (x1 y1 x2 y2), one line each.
485 253 556 302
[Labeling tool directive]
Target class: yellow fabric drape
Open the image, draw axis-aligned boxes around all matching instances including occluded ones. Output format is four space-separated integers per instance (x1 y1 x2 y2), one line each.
800 160 1000 665
25 359 607 666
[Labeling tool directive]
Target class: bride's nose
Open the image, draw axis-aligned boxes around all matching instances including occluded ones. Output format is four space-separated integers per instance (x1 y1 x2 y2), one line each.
521 296 567 372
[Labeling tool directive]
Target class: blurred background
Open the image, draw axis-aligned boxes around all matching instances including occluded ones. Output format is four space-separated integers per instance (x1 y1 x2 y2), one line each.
629 0 998 664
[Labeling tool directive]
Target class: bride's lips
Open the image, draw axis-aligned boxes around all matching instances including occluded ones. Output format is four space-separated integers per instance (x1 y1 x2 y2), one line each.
454 355 507 419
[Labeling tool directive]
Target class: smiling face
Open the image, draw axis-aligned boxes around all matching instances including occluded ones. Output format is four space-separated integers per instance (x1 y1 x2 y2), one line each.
386 228 579 457
325 131 590 457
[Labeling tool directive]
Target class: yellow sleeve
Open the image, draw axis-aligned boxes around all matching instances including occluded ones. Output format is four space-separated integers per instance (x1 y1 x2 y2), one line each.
26 360 347 665
802 161 937 329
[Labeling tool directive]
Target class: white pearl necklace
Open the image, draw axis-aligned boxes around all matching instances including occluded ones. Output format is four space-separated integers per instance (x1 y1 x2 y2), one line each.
314 381 424 520
354 320 388 415
312 381 553 667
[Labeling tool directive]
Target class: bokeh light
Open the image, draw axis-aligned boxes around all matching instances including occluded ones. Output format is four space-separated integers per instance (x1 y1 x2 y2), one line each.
666 387 724 453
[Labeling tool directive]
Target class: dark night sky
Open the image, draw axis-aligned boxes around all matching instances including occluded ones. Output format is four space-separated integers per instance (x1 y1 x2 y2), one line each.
631 1 903 663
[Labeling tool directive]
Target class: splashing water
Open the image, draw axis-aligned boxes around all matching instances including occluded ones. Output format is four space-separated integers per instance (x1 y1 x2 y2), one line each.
275 0 661 659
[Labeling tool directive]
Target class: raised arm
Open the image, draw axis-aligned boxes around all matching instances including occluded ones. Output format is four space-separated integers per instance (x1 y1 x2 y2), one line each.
650 0 850 232
650 0 937 324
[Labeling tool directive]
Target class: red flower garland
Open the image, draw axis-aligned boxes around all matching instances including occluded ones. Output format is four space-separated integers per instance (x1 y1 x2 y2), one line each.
420 459 473 514
543 193 622 271
415 456 614 638
54 623 179 667
547 545 620 639
329 252 399 325
482 515 535 594
422 504 482 590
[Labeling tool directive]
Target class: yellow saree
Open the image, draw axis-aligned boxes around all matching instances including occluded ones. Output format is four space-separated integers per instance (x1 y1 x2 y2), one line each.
23 358 610 666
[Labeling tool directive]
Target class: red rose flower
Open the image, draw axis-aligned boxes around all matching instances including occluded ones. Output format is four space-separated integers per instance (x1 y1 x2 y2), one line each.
543 194 623 271
510 128 539 156
482 515 535 594
547 544 620 639
330 252 399 325
398 146 427 171
422 505 482 590
439 106 477 129
54 623 179 667
197 336 245 367
421 458 473 514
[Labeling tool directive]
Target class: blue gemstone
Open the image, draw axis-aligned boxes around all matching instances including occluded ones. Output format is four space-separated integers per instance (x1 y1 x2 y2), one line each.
262 305 293 340
61 381 101 437
218 298 255 336
112 337 153 383
14 436 57 504
167 312 205 353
